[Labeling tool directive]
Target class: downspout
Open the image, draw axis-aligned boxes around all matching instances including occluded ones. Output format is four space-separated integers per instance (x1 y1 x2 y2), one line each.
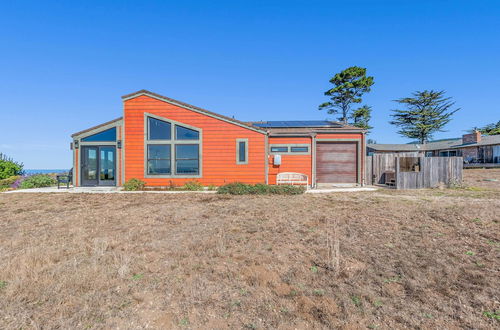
311 133 317 189
264 132 269 184
361 131 366 186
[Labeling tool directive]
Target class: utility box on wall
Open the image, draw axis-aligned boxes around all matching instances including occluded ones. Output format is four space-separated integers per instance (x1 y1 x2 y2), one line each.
273 154 281 166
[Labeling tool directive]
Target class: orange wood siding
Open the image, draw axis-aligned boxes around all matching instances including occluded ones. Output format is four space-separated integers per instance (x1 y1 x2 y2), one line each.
124 95 266 186
267 137 312 185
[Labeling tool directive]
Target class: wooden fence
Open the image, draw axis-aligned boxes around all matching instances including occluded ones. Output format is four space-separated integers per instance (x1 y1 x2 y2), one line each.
365 155 463 189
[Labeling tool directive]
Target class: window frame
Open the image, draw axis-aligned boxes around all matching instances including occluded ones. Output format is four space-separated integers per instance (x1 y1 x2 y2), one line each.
269 144 310 155
147 144 172 175
143 113 202 178
236 138 249 165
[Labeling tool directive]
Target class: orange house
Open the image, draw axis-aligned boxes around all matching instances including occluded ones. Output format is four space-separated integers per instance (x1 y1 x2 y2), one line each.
71 90 366 188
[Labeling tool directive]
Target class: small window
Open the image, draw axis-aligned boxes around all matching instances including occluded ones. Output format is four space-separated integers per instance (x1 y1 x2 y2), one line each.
425 151 433 157
271 146 288 153
290 146 308 153
176 125 199 140
147 145 171 174
81 127 116 142
148 117 171 140
236 139 248 164
175 144 199 175
399 157 420 172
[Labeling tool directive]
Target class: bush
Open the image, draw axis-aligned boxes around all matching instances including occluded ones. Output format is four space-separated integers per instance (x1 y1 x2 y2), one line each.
217 182 305 195
182 180 204 191
0 153 24 180
0 175 21 189
123 178 146 191
19 174 56 189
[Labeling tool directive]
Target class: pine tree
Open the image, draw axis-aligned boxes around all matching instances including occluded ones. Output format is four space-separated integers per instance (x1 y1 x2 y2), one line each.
389 90 459 144
351 105 373 132
471 120 500 135
319 66 374 124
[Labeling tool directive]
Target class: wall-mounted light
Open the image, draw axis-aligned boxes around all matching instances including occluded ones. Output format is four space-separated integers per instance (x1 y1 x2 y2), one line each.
117 140 122 149
74 140 79 149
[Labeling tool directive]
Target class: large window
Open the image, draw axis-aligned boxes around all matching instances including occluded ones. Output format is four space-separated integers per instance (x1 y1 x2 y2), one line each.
145 115 201 176
81 127 116 142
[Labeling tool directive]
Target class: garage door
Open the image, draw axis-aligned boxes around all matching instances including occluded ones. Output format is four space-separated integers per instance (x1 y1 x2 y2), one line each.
316 142 357 183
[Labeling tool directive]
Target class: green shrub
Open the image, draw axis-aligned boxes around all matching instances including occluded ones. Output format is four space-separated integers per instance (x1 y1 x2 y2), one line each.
0 175 21 189
217 182 305 195
123 178 146 191
0 153 24 180
182 180 204 191
217 182 254 195
19 174 56 189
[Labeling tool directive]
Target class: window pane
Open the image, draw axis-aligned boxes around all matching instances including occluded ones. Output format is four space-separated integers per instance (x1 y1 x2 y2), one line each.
238 141 246 162
81 127 116 142
291 146 308 152
148 145 171 160
148 117 171 140
176 159 199 174
147 160 171 174
175 144 199 174
176 125 199 140
271 146 288 152
175 144 198 159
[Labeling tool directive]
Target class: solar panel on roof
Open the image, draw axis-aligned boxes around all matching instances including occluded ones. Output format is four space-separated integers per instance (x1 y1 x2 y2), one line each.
253 120 342 128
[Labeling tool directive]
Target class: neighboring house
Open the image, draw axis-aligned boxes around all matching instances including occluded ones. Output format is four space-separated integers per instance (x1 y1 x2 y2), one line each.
368 131 500 163
71 90 366 187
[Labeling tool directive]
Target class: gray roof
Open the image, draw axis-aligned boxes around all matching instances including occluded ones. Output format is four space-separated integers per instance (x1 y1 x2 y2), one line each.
368 135 500 151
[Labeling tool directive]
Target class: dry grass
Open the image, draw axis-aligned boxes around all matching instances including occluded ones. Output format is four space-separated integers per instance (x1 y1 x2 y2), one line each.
0 170 499 329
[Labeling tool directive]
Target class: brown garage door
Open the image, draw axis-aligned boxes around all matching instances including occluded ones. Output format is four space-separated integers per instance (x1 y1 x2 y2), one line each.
316 142 357 183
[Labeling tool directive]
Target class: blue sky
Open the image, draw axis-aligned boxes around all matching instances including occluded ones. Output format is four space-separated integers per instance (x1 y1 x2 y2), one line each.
0 0 499 168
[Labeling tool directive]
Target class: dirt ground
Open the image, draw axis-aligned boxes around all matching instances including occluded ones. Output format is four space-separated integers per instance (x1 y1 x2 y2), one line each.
0 170 499 329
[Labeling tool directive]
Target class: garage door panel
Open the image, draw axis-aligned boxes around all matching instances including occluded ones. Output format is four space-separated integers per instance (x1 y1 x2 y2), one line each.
316 142 357 183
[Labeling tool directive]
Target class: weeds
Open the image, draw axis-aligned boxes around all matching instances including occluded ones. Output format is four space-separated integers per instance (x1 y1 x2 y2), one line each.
178 318 189 326
351 296 362 307
326 219 341 274
383 276 401 283
465 251 475 256
131 274 143 280
482 311 500 320
0 281 7 289
313 289 325 296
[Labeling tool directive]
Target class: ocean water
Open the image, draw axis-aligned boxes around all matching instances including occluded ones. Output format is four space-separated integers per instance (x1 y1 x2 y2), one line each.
24 169 69 175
